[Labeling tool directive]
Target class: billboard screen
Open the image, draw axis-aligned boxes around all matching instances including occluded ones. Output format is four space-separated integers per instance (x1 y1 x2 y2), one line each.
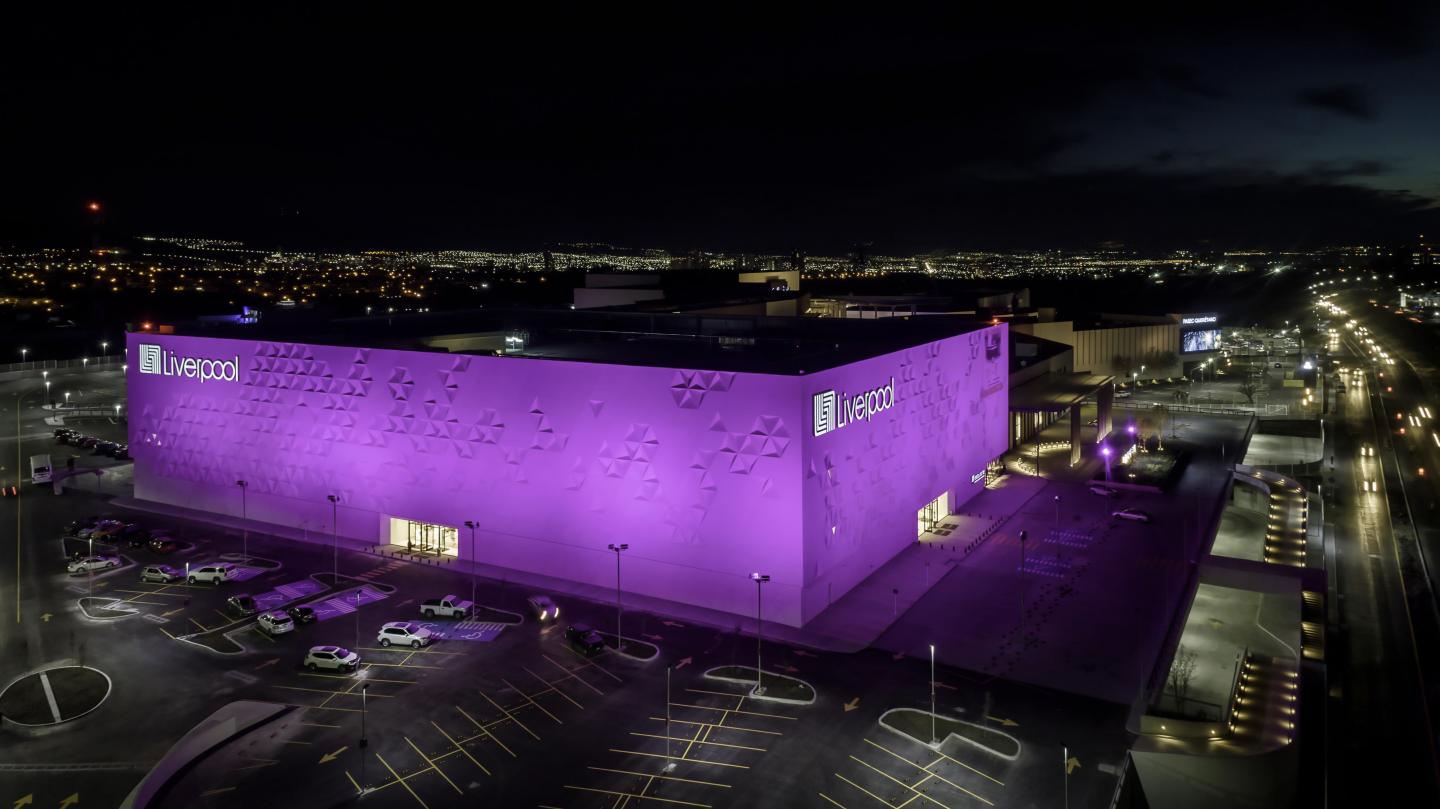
1181 329 1220 353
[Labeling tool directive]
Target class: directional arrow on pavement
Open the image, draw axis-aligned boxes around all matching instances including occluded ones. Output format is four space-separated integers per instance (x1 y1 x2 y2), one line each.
843 698 860 712
12 794 32 809
58 795 79 809
254 658 280 671
643 633 664 642
777 664 799 674
934 681 957 691
986 715 1019 727
794 650 818 658
162 608 184 617
41 613 52 623
1066 756 1081 775
661 620 685 628
675 656 693 670
319 746 349 764
892 651 906 661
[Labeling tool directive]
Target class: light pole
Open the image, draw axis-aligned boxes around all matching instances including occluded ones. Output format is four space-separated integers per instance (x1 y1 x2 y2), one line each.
327 494 340 584
751 572 770 696
464 520 478 610
360 678 369 748
18 348 26 366
64 391 70 406
1018 530 1027 648
100 340 108 356
44 381 50 404
607 543 628 652
1053 494 1061 536
1102 446 1112 481
236 480 248 562
929 643 937 744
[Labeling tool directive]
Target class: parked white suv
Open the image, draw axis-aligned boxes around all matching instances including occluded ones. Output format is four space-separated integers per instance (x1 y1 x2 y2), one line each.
304 645 360 672
258 610 295 636
188 563 237 585
377 621 434 648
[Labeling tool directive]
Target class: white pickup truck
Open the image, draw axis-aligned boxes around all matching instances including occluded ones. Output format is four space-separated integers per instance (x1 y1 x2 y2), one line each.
420 595 473 619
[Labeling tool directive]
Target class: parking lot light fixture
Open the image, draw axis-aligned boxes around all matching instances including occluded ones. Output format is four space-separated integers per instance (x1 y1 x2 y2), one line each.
235 480 248 562
327 495 340 584
929 643 937 744
607 543 629 652
464 520 478 610
751 572 770 696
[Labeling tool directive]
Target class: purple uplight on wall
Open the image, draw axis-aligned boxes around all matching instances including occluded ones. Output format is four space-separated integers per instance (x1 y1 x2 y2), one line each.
127 324 1008 626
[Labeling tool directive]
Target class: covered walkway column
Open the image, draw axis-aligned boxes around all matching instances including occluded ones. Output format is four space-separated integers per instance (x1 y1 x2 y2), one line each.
1097 381 1115 442
1069 402 1082 466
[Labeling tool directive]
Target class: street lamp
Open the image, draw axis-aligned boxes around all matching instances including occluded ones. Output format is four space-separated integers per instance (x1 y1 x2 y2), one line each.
360 675 369 749
64 391 70 405
751 572 770 696
236 480 249 562
1018 530 1028 649
18 348 26 364
327 494 340 583
1053 495 1061 536
100 340 108 355
929 643 937 744
607 543 629 653
464 520 479 611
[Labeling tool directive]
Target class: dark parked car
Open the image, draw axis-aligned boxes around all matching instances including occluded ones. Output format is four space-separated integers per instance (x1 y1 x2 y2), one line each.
565 623 605 657
77 436 101 449
94 441 119 456
53 428 74 440
227 594 258 617
286 605 317 625
148 537 179 554
113 445 131 461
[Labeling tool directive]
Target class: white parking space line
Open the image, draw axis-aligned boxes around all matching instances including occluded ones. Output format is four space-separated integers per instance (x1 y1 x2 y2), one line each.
39 672 62 723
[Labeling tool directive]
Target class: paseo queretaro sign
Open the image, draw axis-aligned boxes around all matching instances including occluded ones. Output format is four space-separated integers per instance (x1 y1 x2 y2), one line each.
137 344 239 384
1180 315 1218 325
813 377 896 437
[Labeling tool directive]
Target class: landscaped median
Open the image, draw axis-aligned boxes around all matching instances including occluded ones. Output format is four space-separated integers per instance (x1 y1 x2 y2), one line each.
879 708 1021 760
597 632 660 661
704 665 816 705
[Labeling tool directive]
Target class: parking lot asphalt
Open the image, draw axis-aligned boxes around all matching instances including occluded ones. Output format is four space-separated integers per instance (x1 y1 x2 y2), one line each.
0 368 1133 808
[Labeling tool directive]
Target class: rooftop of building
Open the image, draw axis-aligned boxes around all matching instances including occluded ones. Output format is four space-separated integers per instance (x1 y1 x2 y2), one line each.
139 306 996 375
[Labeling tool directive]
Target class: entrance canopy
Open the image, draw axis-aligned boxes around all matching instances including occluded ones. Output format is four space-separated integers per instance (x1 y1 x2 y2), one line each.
1009 373 1116 413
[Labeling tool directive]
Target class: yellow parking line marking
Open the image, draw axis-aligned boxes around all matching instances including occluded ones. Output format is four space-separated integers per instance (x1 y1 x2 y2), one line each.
354 646 467 656
300 673 414 685
272 685 396 698
405 736 462 794
835 773 898 808
189 618 211 633
213 609 231 623
502 677 563 724
631 731 765 753
543 654 606 696
819 793 850 809
455 704 519 757
684 687 752 699
430 720 492 776
282 740 312 746
376 752 431 809
302 705 362 713
647 716 782 736
563 645 624 682
921 746 1004 787
587 766 730 789
477 689 541 741
524 665 585 710
198 787 236 797
608 749 748 769
345 770 363 795
301 720 340 728
112 588 189 598
668 702 795 720
848 756 956 808
353 661 444 670
564 785 711 807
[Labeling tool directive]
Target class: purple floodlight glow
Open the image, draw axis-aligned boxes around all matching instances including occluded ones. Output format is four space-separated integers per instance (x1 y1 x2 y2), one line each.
1126 424 1137 435
1102 446 1112 457
128 325 1008 626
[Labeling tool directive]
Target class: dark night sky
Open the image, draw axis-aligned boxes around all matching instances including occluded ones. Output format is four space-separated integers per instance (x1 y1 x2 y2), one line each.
5 9 1440 253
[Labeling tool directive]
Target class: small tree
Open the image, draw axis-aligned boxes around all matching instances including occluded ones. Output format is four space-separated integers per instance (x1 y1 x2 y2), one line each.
1167 644 1200 713
1152 404 1169 450
1239 382 1259 404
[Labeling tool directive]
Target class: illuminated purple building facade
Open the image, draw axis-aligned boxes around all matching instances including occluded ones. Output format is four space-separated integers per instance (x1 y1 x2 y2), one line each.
127 320 1007 626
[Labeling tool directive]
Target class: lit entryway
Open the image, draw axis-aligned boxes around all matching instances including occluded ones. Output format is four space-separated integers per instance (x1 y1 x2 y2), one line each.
387 517 459 557
917 491 950 537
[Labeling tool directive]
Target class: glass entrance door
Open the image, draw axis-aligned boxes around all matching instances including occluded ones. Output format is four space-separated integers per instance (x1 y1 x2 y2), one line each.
389 517 459 556
917 491 950 537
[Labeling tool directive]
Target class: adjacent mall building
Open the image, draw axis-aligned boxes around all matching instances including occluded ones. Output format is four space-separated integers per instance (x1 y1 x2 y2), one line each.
127 310 1008 627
